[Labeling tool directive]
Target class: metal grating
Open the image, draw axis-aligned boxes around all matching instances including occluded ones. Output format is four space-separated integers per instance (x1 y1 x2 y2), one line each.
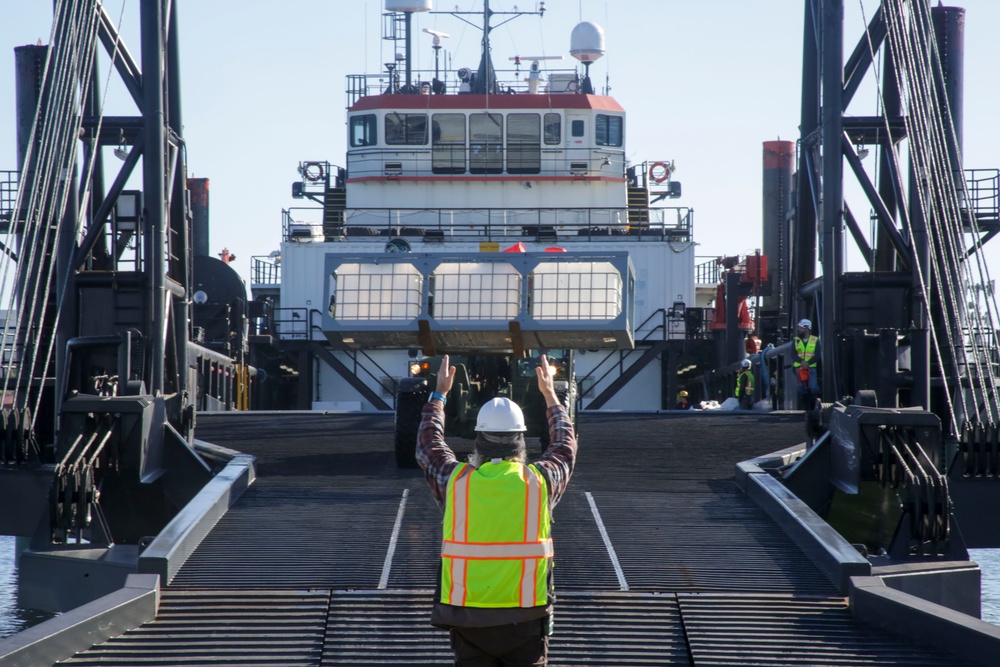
322 591 451 666
381 488 447 589
580 488 835 594
168 486 403 589
58 590 982 667
60 590 329 666
108 412 981 667
678 593 980 666
551 593 689 666
548 490 629 591
320 591 690 666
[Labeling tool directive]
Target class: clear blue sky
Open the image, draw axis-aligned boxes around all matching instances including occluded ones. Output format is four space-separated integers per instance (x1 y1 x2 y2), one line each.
1 1 998 292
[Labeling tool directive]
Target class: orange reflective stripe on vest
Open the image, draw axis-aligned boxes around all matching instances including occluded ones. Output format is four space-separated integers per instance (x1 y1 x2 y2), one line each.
441 461 552 608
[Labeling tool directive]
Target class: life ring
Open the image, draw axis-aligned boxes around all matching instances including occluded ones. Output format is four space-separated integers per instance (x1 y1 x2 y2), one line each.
649 161 671 184
303 162 325 182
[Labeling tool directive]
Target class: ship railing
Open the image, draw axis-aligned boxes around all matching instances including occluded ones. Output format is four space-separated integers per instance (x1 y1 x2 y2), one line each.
345 146 626 180
962 324 1000 368
695 256 723 284
0 170 19 231
271 307 321 340
965 168 999 226
347 66 585 107
250 253 281 287
280 206 693 243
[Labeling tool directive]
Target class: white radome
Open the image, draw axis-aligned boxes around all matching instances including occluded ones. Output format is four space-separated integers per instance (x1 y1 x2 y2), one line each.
570 21 606 63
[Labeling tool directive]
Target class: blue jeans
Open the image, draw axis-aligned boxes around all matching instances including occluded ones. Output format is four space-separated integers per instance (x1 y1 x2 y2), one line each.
797 366 819 407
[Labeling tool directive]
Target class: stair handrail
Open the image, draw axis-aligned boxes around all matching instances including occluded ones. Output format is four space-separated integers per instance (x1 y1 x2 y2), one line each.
576 308 668 404
337 347 401 405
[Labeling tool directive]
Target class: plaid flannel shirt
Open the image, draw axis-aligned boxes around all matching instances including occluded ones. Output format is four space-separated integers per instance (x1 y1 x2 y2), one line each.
416 399 577 509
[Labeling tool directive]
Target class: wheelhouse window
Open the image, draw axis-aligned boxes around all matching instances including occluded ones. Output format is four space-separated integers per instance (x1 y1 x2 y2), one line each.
595 114 623 147
506 113 541 174
350 114 377 147
385 112 428 145
432 113 466 174
544 113 561 145
470 113 503 174
571 119 585 138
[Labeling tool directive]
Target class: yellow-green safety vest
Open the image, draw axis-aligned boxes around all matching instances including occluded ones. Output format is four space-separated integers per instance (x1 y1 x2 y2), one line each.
441 461 553 608
793 335 818 368
736 369 754 396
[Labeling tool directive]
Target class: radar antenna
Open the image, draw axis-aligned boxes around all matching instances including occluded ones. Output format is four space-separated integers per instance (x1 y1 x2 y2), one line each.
509 55 563 94
422 28 451 91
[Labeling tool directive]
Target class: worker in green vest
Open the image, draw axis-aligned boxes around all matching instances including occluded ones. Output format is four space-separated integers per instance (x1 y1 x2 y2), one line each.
417 354 578 666
792 318 821 409
735 358 754 410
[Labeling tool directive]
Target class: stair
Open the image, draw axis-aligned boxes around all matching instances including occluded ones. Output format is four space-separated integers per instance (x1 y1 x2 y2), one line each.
323 187 347 240
627 186 649 226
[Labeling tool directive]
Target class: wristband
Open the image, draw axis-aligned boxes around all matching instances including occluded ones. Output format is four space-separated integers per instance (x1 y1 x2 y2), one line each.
430 391 447 405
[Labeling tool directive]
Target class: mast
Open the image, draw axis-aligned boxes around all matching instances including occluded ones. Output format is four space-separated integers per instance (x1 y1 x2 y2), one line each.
474 0 496 94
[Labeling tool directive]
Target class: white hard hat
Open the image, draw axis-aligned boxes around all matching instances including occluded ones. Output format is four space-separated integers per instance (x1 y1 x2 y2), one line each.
797 319 812 329
740 359 751 369
475 398 527 432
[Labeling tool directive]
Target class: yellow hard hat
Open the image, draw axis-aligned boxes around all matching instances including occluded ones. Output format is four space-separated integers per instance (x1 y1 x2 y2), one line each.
677 390 689 398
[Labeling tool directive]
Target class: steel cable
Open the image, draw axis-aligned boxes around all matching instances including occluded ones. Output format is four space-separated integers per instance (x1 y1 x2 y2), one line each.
34 1 130 423
10 0 95 408
901 0 1000 424
876 0 999 429
0 0 103 417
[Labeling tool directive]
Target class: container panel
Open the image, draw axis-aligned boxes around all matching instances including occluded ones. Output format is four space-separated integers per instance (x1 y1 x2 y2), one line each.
433 262 521 320
332 263 422 320
532 261 623 320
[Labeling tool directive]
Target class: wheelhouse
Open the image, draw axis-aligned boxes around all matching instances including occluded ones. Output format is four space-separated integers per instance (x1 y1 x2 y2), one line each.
346 96 625 181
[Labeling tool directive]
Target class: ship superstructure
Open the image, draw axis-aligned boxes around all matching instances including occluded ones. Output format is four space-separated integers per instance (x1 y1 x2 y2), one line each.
252 0 704 413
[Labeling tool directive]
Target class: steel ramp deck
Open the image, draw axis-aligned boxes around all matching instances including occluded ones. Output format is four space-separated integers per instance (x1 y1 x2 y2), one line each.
57 412 981 666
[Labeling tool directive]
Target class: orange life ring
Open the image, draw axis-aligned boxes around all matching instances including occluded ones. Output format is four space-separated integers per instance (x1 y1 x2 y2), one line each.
303 162 325 182
649 161 671 184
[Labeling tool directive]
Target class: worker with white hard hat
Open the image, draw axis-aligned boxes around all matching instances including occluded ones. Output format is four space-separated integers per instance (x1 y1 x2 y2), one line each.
735 358 755 409
792 318 821 409
416 353 577 665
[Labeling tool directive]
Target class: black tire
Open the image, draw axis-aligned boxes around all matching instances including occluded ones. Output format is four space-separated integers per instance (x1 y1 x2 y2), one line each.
394 390 426 468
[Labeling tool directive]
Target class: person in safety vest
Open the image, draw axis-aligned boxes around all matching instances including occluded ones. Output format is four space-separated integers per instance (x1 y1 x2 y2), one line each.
791 318 821 409
417 353 577 667
735 358 754 410
675 390 691 410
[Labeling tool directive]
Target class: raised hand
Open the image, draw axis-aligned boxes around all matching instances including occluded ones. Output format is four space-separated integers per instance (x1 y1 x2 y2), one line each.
535 354 559 406
437 354 456 395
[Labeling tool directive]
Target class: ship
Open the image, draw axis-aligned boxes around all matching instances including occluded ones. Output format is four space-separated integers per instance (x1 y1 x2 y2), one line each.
242 0 713 424
3 0 1000 665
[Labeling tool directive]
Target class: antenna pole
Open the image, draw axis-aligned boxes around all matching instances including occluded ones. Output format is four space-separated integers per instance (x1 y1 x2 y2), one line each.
405 11 413 91
482 0 492 94
483 0 491 57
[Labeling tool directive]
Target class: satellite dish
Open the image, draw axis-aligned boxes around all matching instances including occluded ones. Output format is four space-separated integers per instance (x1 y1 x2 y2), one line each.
570 21 606 63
